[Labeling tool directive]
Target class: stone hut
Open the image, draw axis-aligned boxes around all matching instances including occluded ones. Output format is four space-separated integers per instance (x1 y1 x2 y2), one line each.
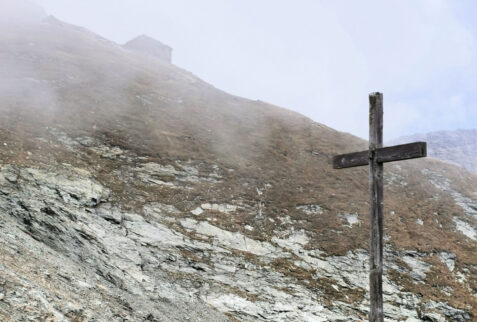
124 35 172 63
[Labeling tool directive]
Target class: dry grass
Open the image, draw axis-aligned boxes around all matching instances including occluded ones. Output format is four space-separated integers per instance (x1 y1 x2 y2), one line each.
0 19 476 317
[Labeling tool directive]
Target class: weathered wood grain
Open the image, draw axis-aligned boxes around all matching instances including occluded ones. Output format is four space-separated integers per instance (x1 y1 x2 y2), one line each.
332 142 427 169
368 92 383 322
331 92 427 321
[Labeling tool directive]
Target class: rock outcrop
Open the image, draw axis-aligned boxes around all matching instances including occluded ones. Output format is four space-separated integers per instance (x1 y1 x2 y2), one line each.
0 9 476 321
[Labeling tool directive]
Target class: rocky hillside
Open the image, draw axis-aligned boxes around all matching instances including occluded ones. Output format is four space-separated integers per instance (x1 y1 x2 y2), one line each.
389 129 477 173
0 5 476 322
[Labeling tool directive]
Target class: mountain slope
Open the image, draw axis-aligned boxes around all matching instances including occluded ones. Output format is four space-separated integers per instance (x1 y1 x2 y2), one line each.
389 129 477 173
0 12 476 321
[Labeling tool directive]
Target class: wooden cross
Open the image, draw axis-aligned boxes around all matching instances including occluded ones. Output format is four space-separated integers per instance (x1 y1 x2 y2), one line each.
332 92 427 322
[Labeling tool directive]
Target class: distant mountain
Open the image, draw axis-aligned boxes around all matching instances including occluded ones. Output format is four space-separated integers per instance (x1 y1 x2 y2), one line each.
389 129 477 173
0 4 476 321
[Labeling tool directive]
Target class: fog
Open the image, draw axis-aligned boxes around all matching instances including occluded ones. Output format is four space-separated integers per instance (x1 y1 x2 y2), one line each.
0 0 45 24
3 0 477 140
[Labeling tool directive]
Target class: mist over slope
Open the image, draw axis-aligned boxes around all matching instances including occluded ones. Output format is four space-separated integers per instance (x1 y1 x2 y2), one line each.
0 4 476 321
390 129 477 173
0 0 46 24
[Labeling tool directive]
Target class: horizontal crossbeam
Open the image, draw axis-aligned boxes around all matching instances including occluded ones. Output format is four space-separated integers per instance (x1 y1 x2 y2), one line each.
332 142 427 169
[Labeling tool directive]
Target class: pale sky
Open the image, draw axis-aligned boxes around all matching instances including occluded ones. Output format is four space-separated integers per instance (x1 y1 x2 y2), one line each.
30 0 477 140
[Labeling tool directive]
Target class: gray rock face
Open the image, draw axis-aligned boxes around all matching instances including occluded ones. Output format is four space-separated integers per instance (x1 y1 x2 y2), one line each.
0 163 228 321
0 156 472 321
422 168 477 240
0 13 475 321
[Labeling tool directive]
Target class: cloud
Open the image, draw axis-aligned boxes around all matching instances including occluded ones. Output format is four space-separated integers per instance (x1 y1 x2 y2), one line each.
0 0 46 24
301 0 475 138
26 0 477 139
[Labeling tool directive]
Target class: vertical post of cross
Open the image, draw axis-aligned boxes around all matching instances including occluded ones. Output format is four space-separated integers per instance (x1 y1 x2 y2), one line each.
332 92 426 320
369 92 384 321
